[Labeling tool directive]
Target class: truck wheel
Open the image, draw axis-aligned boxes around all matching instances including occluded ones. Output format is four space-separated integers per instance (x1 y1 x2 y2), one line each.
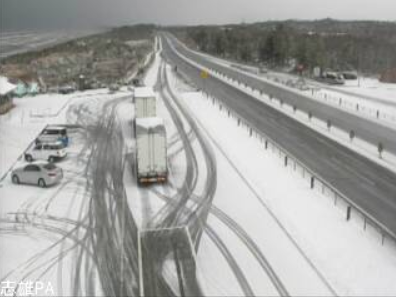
38 178 46 188
25 154 33 162
12 175 20 184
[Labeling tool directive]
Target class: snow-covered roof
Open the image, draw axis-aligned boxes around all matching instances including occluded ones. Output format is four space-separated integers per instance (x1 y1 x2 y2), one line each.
0 76 17 96
136 117 165 135
134 87 156 99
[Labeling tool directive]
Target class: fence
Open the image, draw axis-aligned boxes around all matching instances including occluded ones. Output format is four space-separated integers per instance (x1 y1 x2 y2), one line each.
201 87 396 247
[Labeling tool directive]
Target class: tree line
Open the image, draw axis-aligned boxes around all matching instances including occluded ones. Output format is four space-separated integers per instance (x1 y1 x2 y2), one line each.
170 20 396 75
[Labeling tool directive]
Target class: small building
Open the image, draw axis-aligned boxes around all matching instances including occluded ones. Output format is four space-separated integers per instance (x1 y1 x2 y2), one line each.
0 76 16 114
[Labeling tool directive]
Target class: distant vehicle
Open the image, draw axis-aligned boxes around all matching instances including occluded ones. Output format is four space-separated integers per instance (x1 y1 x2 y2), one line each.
132 78 144 87
11 162 63 188
258 66 268 74
135 117 167 184
134 87 156 118
320 72 345 85
36 126 69 147
25 141 67 163
59 85 76 94
108 83 120 93
342 71 358 80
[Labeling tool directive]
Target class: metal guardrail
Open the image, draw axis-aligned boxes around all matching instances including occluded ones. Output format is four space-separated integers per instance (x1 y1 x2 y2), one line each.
168 37 396 246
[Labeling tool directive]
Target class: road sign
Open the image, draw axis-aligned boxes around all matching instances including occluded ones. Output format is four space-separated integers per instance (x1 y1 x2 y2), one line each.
200 70 209 79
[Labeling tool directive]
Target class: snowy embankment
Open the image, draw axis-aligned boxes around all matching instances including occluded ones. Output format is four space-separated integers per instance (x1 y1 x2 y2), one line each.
166 64 396 295
170 41 396 172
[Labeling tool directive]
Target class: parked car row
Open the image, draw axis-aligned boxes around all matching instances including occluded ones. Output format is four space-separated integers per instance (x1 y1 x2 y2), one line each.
11 125 70 188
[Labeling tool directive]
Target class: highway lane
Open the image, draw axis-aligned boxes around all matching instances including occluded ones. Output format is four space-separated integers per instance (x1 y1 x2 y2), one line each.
167 35 396 156
160 35 396 240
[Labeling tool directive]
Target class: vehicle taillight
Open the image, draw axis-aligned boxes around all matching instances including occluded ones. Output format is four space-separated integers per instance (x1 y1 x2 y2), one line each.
48 172 57 177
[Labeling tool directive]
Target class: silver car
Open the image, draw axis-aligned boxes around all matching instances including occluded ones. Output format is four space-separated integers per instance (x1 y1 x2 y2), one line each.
11 162 63 187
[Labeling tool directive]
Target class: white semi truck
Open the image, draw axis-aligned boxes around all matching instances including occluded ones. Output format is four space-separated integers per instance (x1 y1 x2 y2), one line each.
135 117 167 184
134 87 157 118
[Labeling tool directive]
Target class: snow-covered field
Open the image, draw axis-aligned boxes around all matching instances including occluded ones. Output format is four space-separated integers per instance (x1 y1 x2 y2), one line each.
0 29 102 59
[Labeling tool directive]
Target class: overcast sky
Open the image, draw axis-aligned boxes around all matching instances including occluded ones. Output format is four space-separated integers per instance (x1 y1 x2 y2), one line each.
1 0 396 30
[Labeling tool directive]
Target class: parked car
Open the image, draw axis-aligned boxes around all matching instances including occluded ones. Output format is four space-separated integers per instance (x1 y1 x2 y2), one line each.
11 162 63 187
59 85 76 94
36 126 69 147
319 72 345 85
108 83 120 93
25 141 67 163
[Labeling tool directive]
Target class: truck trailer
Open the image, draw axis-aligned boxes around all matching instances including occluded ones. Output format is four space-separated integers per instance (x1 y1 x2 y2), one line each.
134 87 157 118
135 117 168 184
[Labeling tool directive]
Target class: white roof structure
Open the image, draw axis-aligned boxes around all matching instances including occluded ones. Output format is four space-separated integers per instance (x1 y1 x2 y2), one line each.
0 76 16 96
135 117 165 134
134 87 156 99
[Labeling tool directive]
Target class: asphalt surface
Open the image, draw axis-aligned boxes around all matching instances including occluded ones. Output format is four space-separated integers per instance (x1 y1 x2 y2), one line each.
161 35 396 241
167 35 396 156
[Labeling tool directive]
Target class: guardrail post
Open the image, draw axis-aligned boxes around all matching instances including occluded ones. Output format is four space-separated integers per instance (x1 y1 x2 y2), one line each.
284 156 288 167
265 140 268 149
249 128 253 137
346 206 352 221
377 110 380 119
310 176 315 189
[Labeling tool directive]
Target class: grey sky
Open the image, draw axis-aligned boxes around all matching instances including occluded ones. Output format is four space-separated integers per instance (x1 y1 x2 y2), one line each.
1 0 396 30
